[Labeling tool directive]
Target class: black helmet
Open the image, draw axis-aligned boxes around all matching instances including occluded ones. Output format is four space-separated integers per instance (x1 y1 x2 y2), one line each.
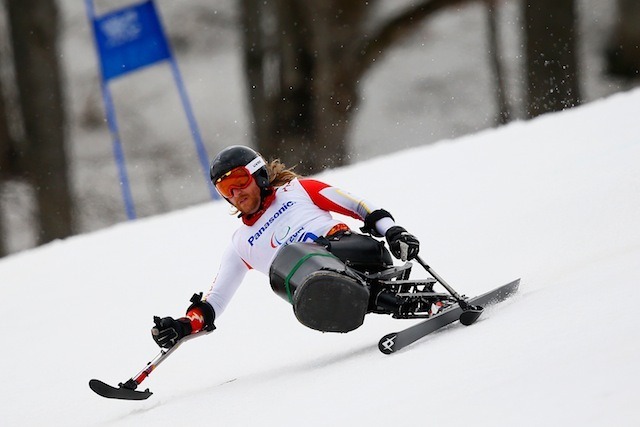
210 145 270 190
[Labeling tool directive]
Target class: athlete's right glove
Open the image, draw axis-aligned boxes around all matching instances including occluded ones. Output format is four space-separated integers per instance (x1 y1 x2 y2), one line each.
151 316 192 349
151 293 216 349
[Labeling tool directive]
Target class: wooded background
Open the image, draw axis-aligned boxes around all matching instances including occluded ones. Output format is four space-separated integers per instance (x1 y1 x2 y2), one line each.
1 0 639 257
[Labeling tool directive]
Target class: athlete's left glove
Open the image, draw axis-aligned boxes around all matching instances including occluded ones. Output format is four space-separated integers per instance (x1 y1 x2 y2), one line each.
385 226 420 261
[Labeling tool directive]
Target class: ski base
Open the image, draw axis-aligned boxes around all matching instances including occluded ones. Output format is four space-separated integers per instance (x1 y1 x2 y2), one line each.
378 278 520 354
89 379 152 400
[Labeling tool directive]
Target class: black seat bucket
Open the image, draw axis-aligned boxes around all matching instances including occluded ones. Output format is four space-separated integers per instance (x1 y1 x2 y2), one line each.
269 243 369 333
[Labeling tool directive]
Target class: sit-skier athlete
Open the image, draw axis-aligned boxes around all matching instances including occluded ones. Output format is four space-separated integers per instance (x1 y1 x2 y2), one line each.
151 145 420 348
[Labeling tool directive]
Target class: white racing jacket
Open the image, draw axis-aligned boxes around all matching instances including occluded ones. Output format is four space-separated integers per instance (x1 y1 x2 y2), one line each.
203 178 396 318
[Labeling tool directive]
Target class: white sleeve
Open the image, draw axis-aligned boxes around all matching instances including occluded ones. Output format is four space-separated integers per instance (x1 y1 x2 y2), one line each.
298 179 397 235
203 245 249 319
374 216 396 237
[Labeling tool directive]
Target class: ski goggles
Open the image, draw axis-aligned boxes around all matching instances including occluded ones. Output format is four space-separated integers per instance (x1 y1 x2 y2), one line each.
214 157 266 198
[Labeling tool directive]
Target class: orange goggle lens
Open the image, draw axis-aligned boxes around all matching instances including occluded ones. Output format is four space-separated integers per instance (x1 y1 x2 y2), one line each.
215 167 253 198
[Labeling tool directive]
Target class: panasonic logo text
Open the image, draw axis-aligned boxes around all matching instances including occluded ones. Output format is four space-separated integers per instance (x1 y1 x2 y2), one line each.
247 201 295 246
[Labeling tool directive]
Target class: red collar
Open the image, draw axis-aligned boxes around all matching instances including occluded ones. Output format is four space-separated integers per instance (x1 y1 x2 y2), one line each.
241 188 276 226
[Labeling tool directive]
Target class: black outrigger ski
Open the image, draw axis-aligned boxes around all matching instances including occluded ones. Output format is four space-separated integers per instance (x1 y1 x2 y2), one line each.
89 378 152 400
89 331 209 400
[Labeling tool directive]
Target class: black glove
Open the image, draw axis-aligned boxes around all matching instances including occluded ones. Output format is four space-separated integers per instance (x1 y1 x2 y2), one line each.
151 316 192 349
385 226 420 261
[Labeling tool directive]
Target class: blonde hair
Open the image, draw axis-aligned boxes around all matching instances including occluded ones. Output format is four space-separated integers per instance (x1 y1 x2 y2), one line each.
267 159 302 187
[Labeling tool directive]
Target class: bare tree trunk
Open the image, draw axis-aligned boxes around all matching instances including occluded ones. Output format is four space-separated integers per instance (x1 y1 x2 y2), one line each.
0 75 9 257
606 0 640 78
486 0 511 125
270 0 317 171
524 0 581 118
0 73 12 178
6 0 74 244
240 0 478 174
240 0 268 150
241 0 326 173
304 1 366 172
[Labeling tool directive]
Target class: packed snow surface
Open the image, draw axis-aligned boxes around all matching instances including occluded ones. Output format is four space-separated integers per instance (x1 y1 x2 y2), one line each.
1 89 639 426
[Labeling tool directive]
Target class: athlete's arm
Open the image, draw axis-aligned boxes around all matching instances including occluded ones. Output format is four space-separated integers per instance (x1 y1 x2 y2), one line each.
299 178 395 236
203 245 250 318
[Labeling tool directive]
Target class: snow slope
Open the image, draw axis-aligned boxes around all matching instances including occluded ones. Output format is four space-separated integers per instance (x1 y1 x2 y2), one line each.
1 89 639 426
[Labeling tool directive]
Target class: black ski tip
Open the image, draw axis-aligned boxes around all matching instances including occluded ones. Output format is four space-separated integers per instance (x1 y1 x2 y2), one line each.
378 333 398 355
459 306 483 326
89 379 153 400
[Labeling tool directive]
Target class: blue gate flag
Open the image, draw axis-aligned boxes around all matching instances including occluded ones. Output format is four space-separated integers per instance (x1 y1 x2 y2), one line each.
86 0 217 220
93 0 170 81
